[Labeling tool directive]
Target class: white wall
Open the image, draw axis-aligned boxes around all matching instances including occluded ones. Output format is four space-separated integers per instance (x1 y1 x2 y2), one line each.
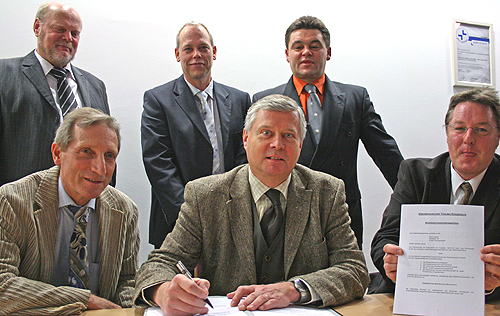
2 0 499 272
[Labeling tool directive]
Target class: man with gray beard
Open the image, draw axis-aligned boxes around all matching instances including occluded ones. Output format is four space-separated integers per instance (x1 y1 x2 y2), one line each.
0 1 110 187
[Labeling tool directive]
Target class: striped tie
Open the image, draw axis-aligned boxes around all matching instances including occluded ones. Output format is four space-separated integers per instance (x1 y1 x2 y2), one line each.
50 67 77 117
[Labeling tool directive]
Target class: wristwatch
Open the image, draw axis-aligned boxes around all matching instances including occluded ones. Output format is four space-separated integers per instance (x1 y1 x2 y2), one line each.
293 278 311 304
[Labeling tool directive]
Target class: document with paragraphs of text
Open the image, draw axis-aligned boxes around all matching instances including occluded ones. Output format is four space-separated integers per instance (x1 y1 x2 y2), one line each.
393 204 484 316
144 296 341 315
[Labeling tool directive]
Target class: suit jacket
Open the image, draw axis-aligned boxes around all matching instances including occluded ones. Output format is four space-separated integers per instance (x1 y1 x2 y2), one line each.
135 164 369 307
370 153 500 297
0 50 110 186
0 166 140 315
253 76 403 247
141 75 251 248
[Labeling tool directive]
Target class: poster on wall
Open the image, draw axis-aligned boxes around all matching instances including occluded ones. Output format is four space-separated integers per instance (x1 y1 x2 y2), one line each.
452 20 495 88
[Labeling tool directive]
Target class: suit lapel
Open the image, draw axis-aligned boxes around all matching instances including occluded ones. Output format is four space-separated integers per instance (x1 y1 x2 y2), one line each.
227 166 258 282
96 189 124 299
213 82 231 151
72 65 88 107
474 156 500 224
430 157 453 203
283 78 317 165
174 76 211 143
283 169 311 277
33 167 60 282
22 51 58 112
309 77 346 168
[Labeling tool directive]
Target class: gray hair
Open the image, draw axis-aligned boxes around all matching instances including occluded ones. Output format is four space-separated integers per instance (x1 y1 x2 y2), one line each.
245 94 307 141
36 2 79 24
54 107 121 152
176 22 214 49
35 2 52 22
445 88 500 127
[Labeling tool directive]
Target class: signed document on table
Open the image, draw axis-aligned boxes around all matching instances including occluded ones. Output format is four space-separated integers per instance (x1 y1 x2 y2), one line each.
144 296 341 315
394 204 484 316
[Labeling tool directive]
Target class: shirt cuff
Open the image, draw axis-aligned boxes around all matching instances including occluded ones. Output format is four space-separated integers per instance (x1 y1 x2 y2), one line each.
140 281 165 306
295 279 321 305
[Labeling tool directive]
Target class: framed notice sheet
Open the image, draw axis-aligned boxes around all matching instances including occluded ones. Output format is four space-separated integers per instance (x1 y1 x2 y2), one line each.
452 19 494 88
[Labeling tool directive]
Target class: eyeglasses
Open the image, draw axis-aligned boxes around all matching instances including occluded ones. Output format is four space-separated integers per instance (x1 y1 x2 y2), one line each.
445 124 498 137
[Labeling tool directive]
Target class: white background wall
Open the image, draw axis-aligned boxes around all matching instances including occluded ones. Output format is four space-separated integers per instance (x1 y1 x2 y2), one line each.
2 0 500 272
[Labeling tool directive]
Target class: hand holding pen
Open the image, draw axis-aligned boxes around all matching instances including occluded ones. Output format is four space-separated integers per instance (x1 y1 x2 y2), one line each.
176 260 214 308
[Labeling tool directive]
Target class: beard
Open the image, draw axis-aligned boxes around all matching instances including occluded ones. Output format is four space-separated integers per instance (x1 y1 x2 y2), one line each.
38 39 75 68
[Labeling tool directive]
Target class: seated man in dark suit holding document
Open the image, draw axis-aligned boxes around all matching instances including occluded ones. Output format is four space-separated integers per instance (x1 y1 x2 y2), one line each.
371 88 500 300
0 108 139 314
135 94 369 315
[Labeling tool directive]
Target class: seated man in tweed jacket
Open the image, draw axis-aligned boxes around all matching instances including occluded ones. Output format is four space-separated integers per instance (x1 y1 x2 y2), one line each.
135 95 369 315
0 108 139 315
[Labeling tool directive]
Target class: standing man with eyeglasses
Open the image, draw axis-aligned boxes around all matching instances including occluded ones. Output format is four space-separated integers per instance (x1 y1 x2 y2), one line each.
0 2 111 187
371 88 500 300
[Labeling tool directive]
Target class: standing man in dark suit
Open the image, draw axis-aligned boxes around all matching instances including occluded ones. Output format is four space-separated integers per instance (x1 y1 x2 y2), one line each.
371 88 500 299
253 16 403 248
0 2 110 186
135 95 368 315
141 22 251 248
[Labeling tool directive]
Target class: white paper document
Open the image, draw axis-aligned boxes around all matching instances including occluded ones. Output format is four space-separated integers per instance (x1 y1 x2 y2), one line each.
144 296 341 315
393 204 484 316
144 296 246 315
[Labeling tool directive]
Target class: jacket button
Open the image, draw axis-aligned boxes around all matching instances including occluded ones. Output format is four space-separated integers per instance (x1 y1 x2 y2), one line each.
54 116 59 125
340 161 345 167
264 255 271 261
261 276 268 282
347 131 353 137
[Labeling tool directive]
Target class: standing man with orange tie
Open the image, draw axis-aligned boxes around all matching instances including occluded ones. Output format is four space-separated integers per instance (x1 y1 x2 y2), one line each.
253 16 404 248
0 2 110 187
141 22 251 248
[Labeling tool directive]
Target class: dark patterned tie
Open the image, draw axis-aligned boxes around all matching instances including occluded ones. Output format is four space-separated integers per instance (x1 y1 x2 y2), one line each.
261 189 284 246
460 182 473 205
304 84 322 144
68 206 89 289
50 67 77 117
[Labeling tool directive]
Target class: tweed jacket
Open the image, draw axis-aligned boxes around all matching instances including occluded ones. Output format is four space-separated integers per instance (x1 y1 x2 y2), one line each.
0 51 110 186
135 164 369 307
0 166 139 315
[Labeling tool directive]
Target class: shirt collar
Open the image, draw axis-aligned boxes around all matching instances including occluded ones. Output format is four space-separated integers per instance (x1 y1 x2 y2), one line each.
292 74 326 96
58 176 96 209
248 166 291 204
450 163 487 199
184 76 214 100
34 49 74 80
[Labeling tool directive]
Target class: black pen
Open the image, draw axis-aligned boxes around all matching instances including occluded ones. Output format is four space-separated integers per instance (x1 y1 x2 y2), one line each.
176 260 214 309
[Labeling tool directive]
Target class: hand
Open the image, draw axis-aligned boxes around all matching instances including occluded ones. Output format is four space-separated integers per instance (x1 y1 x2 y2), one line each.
152 274 211 316
87 294 121 310
481 245 500 292
383 243 403 282
226 282 299 311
